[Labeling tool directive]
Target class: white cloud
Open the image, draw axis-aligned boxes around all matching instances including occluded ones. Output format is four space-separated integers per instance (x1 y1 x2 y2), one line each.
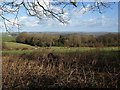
20 16 27 20
18 16 39 27
80 4 91 14
0 10 2 15
101 15 113 26
0 16 39 31
69 14 117 30
0 21 4 29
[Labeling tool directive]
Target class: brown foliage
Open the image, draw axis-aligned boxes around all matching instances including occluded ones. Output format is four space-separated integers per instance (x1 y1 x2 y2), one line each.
2 50 120 89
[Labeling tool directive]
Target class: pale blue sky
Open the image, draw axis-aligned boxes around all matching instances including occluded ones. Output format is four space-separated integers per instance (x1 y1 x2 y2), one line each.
0 2 118 32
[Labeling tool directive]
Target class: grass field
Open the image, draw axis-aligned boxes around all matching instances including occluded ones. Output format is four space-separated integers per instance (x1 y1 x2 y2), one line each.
2 41 119 55
2 36 16 42
2 42 119 56
2 35 119 55
2 36 120 89
3 42 34 50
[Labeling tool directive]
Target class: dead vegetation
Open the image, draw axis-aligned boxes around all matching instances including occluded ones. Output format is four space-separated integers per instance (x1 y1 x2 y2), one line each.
2 50 120 89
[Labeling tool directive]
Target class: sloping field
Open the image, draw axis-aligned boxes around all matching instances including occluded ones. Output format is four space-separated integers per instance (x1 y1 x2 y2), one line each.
2 36 16 42
3 42 34 50
2 42 119 55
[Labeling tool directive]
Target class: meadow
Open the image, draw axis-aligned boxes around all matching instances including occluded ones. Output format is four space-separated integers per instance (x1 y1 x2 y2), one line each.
2 33 120 89
2 41 119 55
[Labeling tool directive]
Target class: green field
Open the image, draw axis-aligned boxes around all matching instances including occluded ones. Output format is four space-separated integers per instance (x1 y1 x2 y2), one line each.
2 36 16 42
3 42 34 49
2 41 119 55
2 35 119 55
50 46 119 53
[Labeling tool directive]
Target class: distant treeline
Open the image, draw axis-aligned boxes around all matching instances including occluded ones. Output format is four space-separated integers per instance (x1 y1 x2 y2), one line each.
16 32 119 47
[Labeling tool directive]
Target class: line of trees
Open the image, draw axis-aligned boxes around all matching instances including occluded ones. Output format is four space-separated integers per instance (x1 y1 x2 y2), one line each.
16 32 119 47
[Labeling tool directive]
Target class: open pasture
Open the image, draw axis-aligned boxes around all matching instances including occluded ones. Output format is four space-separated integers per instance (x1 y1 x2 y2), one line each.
2 42 119 55
3 42 34 50
2 36 16 42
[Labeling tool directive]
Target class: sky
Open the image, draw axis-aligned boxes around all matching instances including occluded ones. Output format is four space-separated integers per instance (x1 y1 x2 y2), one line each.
0 1 118 32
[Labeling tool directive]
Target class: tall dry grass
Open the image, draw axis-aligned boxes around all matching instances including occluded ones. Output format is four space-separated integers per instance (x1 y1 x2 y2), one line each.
2 50 120 89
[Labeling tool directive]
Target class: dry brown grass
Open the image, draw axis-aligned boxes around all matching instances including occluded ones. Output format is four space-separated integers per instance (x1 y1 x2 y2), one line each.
2 50 120 89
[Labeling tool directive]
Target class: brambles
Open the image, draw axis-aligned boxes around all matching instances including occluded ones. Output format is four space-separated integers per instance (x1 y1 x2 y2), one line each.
2 50 120 89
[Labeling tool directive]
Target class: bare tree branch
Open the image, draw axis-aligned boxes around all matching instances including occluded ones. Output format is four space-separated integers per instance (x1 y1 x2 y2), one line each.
0 0 114 32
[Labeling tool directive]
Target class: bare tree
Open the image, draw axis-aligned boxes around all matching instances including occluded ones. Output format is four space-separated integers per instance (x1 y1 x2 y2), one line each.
0 0 114 32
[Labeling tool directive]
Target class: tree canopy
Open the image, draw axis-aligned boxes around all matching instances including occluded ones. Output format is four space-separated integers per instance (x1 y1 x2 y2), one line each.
0 0 115 32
